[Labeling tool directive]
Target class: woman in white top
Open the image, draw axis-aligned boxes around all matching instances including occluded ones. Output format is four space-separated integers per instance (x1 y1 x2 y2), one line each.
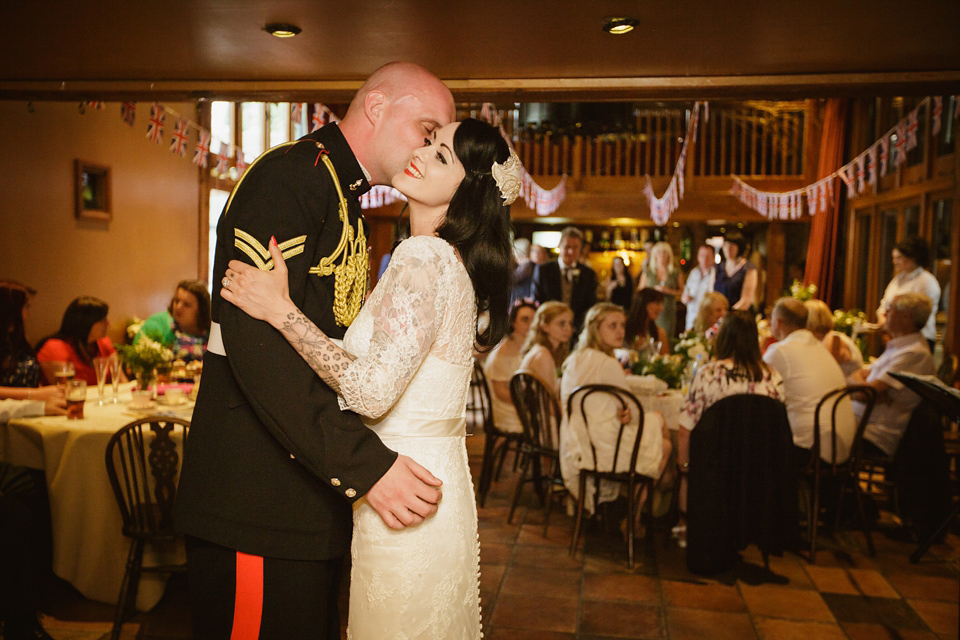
483 300 537 433
518 301 573 396
876 238 940 349
804 299 864 377
559 302 672 517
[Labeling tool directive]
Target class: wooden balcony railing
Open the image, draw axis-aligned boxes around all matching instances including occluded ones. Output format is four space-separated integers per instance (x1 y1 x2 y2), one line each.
511 102 808 180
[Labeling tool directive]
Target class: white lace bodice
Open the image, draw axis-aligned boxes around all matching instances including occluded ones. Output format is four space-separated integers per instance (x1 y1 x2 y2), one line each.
340 235 477 421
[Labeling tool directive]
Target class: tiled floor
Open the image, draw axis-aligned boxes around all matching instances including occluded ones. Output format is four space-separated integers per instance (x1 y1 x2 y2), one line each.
25 431 960 640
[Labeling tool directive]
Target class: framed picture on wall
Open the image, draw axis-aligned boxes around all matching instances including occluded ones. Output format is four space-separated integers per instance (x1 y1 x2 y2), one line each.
74 160 112 221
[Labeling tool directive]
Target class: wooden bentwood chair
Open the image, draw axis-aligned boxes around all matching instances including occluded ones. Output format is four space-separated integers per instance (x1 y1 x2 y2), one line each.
471 360 524 507
800 385 877 563
104 416 190 640
566 384 652 569
507 372 565 536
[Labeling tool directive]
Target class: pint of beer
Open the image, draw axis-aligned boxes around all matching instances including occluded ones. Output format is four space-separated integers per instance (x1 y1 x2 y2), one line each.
66 379 87 420
54 361 75 391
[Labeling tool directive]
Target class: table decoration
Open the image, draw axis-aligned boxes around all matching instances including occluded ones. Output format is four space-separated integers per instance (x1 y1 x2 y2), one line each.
116 334 174 393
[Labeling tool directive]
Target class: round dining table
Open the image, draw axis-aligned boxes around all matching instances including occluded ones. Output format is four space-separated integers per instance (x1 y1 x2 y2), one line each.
1 385 194 611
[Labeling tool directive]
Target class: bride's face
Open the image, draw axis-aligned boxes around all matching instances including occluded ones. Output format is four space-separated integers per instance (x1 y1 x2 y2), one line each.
392 122 465 214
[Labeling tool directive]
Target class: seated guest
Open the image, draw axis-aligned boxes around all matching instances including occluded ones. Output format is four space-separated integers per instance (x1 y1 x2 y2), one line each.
559 303 672 516
531 227 597 333
804 299 863 377
483 300 537 434
763 298 855 463
876 238 940 351
675 311 785 546
36 296 124 386
136 280 211 363
681 244 717 332
0 282 63 411
692 292 729 341
625 288 669 355
519 301 573 396
849 292 936 457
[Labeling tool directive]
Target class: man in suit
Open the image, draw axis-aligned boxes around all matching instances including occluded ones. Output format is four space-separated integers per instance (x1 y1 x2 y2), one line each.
532 226 597 332
174 62 455 639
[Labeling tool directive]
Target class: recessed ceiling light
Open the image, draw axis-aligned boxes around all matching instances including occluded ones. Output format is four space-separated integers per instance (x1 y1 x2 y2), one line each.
264 23 302 38
602 17 639 35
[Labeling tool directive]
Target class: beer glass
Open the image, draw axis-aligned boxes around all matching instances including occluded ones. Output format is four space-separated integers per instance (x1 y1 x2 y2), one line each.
66 379 87 419
54 361 75 392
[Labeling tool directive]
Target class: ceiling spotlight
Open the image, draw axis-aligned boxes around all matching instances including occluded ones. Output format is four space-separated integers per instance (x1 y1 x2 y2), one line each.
264 23 302 38
602 17 639 35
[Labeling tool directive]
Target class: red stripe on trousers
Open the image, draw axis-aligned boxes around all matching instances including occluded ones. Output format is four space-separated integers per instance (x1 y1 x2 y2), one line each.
230 551 264 640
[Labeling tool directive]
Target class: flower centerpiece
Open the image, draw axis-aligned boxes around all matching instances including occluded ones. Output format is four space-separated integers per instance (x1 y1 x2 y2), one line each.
116 321 174 391
630 350 687 390
832 308 868 336
787 279 817 301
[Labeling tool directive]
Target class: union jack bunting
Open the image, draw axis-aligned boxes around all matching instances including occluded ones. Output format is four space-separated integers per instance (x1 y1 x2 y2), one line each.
291 103 303 125
855 155 866 194
805 185 818 216
121 102 136 127
904 109 919 151
235 150 247 177
932 97 943 136
215 142 230 174
838 164 855 196
819 179 829 213
311 104 327 132
85 101 104 110
193 129 210 167
146 103 165 144
893 122 907 166
169 117 190 157
879 136 890 177
866 146 878 187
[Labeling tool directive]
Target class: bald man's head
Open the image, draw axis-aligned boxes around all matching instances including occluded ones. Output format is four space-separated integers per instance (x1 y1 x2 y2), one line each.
340 62 455 185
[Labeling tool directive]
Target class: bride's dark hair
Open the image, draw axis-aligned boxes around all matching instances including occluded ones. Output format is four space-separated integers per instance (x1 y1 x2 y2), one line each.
436 118 513 349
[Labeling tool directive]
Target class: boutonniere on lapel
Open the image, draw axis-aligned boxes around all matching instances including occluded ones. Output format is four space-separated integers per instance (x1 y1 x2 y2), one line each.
566 267 581 282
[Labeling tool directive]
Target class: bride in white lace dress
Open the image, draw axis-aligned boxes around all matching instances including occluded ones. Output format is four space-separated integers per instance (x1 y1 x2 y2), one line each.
220 118 517 639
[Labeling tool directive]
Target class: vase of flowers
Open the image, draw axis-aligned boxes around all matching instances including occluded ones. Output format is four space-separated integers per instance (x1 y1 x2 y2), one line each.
116 334 174 393
786 279 817 301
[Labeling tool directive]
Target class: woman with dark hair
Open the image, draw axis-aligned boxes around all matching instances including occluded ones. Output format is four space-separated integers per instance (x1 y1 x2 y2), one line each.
876 237 940 350
625 287 669 354
136 279 211 362
713 231 758 311
672 310 784 547
484 300 537 433
219 118 514 638
605 255 634 310
36 296 124 386
0 281 65 415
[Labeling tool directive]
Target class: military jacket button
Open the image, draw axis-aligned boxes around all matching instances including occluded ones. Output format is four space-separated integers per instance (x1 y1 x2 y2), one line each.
345 488 357 498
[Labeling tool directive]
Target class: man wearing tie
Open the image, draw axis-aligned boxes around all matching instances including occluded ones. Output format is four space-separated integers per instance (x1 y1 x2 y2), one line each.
532 226 598 333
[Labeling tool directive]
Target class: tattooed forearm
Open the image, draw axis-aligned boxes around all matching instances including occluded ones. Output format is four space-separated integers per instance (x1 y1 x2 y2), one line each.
278 309 355 393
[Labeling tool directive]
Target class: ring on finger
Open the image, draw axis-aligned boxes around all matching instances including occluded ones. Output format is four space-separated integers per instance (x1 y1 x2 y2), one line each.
221 276 231 288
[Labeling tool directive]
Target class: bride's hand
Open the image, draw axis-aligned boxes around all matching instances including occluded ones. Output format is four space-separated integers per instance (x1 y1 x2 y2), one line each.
221 236 295 327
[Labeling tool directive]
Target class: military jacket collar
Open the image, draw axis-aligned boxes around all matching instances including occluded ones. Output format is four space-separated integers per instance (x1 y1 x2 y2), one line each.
301 124 372 198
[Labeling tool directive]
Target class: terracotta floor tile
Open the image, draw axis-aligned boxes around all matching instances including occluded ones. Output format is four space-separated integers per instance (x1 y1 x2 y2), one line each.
888 574 960 602
489 594 579 633
480 564 506 593
740 584 835 622
821 593 927 628
579 600 663 639
581 573 660 604
665 607 757 640
908 599 960 636
847 569 899 598
500 565 582 599
480 541 512 565
516 522 575 548
739 548 814 588
840 622 939 640
660 579 745 612
753 617 847 640
803 565 859 594
510 541 584 570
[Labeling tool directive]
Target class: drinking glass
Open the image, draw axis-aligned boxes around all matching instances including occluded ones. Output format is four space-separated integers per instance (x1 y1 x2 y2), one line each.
93 357 109 405
54 361 75 392
109 354 123 403
66 379 87 419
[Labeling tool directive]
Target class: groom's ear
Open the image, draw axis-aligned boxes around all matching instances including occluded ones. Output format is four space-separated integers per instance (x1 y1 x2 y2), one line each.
364 90 385 126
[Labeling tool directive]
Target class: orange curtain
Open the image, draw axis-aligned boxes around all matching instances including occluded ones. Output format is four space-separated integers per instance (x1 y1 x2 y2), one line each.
804 98 849 305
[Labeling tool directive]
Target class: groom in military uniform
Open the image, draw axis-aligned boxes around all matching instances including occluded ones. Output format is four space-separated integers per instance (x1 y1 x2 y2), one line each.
175 62 456 639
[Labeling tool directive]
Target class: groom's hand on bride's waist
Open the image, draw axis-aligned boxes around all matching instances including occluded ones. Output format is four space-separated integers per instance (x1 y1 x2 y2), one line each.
365 455 443 529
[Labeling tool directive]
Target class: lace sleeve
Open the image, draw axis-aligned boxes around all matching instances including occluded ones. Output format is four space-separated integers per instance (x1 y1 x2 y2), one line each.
338 238 445 417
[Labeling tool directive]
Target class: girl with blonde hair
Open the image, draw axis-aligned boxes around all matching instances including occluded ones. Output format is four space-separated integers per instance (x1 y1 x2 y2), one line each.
639 241 685 338
519 301 573 395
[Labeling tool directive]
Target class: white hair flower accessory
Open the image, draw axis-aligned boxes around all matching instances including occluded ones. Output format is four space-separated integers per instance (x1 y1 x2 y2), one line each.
491 148 523 205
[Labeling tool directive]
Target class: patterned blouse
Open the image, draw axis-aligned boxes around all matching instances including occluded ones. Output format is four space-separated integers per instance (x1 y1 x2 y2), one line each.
1 351 42 388
679 359 784 430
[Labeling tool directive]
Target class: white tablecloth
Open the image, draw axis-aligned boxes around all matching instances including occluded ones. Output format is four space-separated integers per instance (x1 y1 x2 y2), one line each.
1 387 193 610
624 376 685 430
